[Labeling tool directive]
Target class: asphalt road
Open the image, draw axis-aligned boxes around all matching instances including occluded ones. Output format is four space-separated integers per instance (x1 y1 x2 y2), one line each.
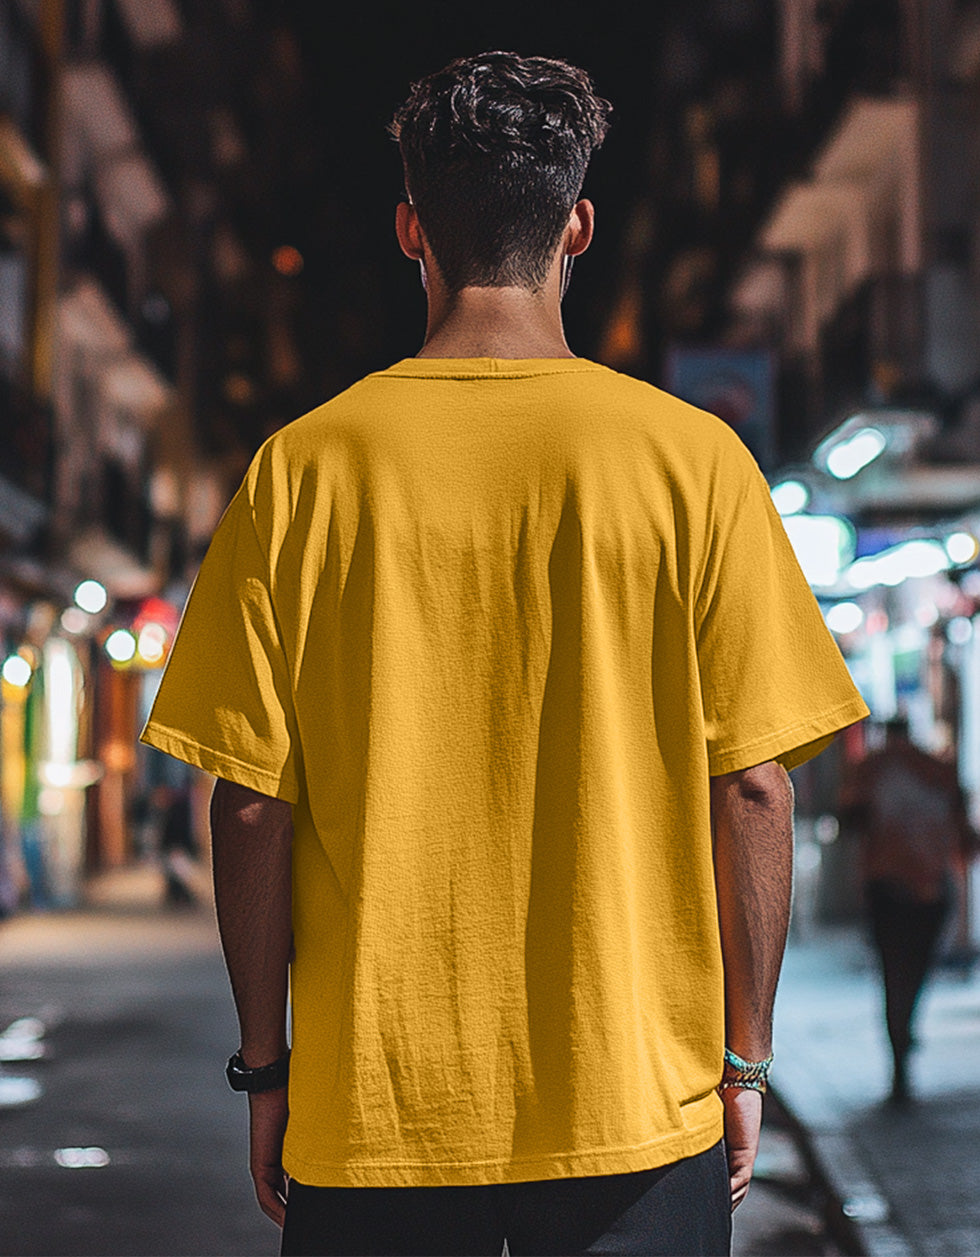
0 896 844 1257
0 903 274 1257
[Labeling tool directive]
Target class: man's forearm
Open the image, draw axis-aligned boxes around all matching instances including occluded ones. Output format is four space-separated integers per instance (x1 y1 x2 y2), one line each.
210 779 293 1065
711 761 794 1060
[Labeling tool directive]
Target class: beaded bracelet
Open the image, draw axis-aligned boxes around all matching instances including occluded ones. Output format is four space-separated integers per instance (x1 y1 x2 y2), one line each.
717 1047 773 1093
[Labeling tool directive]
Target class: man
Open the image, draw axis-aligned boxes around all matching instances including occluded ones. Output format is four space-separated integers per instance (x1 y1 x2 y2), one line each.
141 52 869 1256
840 717 977 1103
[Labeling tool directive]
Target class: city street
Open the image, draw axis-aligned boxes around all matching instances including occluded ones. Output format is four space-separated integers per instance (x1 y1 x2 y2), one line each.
0 881 275 1257
0 872 843 1257
3 4 980 1255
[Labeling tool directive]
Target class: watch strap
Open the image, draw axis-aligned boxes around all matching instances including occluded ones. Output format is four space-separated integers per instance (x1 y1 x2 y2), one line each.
225 1049 290 1093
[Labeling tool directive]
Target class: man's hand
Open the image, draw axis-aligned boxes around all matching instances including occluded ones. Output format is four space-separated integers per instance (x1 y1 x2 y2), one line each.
249 1088 289 1227
721 1087 762 1210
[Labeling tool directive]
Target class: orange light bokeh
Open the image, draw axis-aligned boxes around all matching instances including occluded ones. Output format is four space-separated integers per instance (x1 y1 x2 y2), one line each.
272 244 304 276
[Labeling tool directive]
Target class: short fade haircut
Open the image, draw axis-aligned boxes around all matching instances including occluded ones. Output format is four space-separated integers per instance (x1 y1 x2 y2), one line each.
390 51 611 292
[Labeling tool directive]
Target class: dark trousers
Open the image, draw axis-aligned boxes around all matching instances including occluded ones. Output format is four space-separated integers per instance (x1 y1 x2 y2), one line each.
866 879 950 1081
280 1139 731 1256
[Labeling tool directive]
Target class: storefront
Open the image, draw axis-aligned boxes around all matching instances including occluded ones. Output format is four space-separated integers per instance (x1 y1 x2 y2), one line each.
0 581 183 910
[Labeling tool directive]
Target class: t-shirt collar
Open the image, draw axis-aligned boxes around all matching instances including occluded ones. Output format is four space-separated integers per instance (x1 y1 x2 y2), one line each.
376 357 609 379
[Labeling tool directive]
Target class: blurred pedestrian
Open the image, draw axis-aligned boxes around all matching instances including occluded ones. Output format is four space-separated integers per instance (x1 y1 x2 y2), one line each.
840 717 978 1103
141 51 868 1256
157 782 198 907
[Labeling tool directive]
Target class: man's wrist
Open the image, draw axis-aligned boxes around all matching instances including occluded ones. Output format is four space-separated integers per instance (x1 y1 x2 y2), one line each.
718 1046 773 1093
226 1049 291 1093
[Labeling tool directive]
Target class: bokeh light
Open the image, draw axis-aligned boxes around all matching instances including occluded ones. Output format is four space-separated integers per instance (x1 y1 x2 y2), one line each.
105 630 137 664
272 244 304 276
74 580 108 614
825 602 865 635
2 655 33 687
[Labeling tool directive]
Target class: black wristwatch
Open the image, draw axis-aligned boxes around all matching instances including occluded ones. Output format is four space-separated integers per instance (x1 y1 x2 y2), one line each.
225 1049 291 1093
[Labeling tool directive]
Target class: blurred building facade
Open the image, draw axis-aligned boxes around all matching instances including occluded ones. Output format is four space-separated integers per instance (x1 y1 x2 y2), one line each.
0 0 318 910
604 0 980 936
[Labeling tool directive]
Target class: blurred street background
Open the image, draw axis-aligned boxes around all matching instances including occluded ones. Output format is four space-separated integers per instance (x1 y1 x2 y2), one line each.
1 1 980 1254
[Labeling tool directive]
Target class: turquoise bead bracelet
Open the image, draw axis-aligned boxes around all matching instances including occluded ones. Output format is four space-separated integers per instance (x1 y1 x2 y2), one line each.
717 1047 773 1093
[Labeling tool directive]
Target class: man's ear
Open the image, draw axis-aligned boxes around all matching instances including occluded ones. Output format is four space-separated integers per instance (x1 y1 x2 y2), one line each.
565 198 595 258
395 200 425 261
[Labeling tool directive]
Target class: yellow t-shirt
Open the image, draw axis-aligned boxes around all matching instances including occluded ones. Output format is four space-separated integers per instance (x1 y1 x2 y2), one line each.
141 357 869 1187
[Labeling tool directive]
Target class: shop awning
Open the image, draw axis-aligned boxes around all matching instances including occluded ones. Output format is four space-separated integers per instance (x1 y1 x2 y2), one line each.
67 527 159 601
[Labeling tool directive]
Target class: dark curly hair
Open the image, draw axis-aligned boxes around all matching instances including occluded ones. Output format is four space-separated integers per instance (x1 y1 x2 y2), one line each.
390 52 611 292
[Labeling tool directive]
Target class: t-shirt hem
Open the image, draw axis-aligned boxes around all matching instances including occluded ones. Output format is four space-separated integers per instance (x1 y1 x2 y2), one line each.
282 1117 723 1188
708 695 870 776
139 721 300 804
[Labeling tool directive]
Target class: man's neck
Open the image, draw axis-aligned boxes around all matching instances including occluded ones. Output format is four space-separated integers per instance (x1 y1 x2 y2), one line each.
416 284 574 359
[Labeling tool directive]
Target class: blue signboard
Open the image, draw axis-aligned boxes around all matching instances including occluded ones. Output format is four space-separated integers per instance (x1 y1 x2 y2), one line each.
665 346 775 472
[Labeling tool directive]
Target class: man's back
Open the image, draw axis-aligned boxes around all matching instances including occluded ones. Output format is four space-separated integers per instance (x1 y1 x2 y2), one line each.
144 355 867 1187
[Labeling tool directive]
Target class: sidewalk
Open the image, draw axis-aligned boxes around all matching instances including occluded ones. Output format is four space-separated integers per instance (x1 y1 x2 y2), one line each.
772 924 980 1257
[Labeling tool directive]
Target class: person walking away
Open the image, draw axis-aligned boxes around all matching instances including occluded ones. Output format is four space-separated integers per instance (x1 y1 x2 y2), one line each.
140 52 870 1256
840 716 978 1102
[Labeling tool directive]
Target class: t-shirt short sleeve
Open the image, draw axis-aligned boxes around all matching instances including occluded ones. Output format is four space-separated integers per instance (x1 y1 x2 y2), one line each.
696 448 869 776
139 482 301 802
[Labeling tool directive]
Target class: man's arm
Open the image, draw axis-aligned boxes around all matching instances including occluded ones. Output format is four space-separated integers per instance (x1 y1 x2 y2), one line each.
710 759 794 1210
210 778 293 1227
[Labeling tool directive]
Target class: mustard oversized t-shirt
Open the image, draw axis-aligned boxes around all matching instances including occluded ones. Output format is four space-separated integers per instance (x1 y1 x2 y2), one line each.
141 357 869 1187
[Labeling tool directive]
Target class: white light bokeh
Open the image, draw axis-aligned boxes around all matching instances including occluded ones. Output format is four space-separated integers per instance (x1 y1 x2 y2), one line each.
783 515 853 587
2 655 32 687
770 480 810 516
825 428 886 479
105 630 137 663
74 580 108 614
846 539 950 590
825 602 864 634
945 532 979 565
